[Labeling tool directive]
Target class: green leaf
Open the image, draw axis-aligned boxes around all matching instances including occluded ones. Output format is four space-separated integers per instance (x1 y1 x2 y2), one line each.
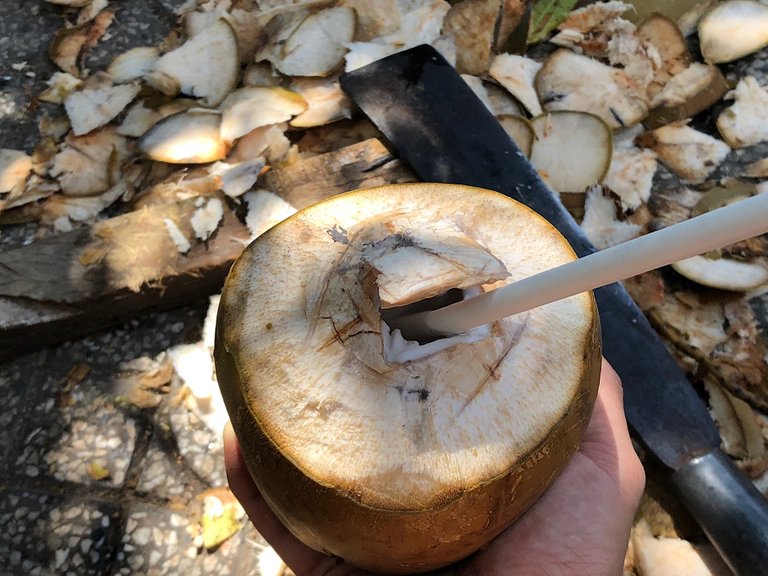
528 0 581 44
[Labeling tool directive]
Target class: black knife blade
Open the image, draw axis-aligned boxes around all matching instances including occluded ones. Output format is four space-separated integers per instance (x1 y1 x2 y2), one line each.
341 44 768 575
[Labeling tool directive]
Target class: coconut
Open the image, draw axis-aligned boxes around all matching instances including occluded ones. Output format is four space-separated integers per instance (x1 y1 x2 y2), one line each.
214 183 601 574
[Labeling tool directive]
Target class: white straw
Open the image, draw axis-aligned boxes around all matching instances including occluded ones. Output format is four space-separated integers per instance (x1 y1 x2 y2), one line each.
396 192 768 339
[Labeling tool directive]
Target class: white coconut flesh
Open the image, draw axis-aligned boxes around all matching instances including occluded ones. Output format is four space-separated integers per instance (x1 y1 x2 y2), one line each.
217 184 597 510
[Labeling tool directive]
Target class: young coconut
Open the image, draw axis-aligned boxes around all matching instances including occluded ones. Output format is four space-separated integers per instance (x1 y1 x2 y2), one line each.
215 183 601 574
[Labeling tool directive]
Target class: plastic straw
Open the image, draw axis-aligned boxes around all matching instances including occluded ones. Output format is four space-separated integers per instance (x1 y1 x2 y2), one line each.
395 192 768 339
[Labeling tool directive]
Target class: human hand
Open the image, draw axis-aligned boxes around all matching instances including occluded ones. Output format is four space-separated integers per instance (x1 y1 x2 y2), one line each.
224 358 645 576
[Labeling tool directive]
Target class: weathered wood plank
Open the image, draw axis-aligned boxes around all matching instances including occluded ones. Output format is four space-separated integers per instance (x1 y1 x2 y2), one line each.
1 195 250 361
264 138 417 209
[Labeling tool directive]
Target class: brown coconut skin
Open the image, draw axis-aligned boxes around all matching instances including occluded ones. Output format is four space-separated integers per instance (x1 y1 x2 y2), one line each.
215 301 601 574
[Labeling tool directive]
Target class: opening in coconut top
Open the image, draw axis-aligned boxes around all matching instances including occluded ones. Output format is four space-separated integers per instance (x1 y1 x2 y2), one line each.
219 184 597 510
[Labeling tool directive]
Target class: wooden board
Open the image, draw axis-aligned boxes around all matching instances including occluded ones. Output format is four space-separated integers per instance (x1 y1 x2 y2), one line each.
1 139 417 361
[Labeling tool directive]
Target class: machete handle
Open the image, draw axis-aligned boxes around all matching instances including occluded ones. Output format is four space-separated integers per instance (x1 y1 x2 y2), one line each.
671 448 768 575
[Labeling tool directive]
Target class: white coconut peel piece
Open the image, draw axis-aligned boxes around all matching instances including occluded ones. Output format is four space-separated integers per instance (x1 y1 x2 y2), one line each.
604 147 657 212
0 150 32 194
651 63 723 108
50 128 129 197
705 379 766 461
169 341 228 432
489 54 542 116
637 122 730 183
229 124 291 164
242 62 282 87
745 158 768 178
140 110 228 164
117 98 197 138
581 186 641 249
699 0 768 64
344 0 451 71
150 18 238 106
270 7 355 77
442 0 499 75
529 112 613 193
461 74 494 112
631 520 719 576
209 158 265 198
40 72 83 104
340 0 401 40
555 1 632 33
498 115 534 157
64 81 141 136
672 256 768 292
243 190 297 240
43 177 128 230
191 197 224 241
716 76 768 149
535 49 649 129
256 546 287 576
289 76 351 128
220 87 307 143
164 217 192 253
107 47 159 83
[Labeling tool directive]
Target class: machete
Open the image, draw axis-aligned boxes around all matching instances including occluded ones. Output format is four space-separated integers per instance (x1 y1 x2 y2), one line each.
341 45 768 575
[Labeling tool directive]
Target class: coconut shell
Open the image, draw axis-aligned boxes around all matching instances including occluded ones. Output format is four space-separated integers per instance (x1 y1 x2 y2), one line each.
215 183 601 574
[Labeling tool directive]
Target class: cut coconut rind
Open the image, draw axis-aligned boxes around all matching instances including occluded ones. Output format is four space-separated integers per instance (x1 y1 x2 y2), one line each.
745 158 768 178
580 185 641 249
637 13 691 99
489 54 542 116
636 122 730 183
441 0 498 75
220 87 307 142
645 63 728 129
497 115 534 157
64 81 141 136
289 76 351 128
716 76 768 149
271 7 355 77
529 111 612 193
535 49 649 129
150 18 238 107
139 110 228 164
699 0 768 64
0 150 32 194
107 47 159 84
672 256 768 291
604 147 657 212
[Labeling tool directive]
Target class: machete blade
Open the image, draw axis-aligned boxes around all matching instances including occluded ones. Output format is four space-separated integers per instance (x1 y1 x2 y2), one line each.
341 44 721 471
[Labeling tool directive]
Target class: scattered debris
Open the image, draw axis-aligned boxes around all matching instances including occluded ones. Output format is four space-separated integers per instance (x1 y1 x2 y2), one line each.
535 49 649 129
716 76 768 149
149 18 238 106
489 53 542 116
529 111 612 193
115 354 174 409
580 185 642 249
636 122 730 183
698 0 768 64
139 110 228 164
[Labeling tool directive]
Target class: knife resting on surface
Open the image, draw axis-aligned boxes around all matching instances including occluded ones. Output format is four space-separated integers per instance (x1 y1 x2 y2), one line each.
341 45 768 576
